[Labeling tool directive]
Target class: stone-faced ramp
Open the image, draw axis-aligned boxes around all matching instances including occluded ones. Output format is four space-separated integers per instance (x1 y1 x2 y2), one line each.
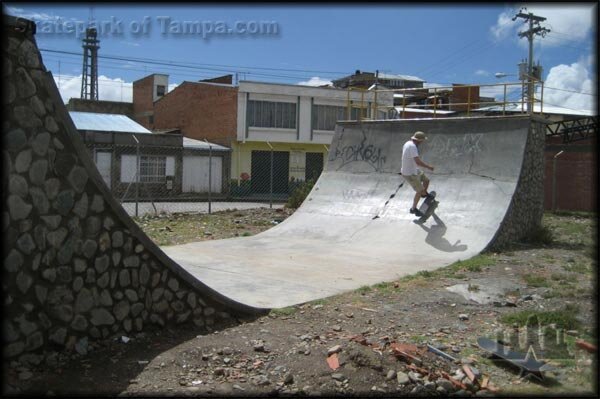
162 116 545 308
3 16 264 362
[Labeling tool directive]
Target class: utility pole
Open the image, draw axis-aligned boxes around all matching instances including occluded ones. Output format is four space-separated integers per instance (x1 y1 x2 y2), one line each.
512 7 550 112
373 70 379 119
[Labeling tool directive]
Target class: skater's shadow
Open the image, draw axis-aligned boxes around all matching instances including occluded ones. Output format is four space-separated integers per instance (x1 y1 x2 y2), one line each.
417 214 468 252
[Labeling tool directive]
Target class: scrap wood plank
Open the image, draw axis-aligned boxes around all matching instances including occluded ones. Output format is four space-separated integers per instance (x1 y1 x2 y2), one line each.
392 350 422 366
390 342 422 365
407 363 430 376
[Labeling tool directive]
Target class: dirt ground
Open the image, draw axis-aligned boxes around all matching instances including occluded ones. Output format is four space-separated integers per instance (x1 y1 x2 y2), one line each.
3 208 597 397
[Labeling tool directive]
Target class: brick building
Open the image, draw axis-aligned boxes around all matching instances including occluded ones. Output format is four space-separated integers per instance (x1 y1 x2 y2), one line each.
132 74 394 198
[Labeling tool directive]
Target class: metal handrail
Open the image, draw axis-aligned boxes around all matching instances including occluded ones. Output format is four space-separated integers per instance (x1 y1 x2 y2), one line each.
344 80 546 120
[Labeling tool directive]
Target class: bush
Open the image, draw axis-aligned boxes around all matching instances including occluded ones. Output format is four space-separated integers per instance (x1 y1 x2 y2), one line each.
285 179 315 209
230 179 252 197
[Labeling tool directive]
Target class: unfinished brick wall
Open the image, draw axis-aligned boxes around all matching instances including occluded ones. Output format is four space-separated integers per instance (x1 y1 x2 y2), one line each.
153 82 238 147
132 75 155 129
544 138 597 212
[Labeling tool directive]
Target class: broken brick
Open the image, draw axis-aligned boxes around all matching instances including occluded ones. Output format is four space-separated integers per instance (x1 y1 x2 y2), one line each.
327 353 340 371
462 364 477 383
576 339 597 353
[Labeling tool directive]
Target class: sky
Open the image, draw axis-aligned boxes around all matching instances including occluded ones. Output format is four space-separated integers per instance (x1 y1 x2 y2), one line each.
4 3 597 112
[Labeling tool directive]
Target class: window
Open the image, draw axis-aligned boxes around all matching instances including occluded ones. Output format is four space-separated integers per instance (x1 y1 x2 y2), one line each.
312 104 347 131
247 100 296 129
156 85 166 97
140 156 166 182
120 155 174 183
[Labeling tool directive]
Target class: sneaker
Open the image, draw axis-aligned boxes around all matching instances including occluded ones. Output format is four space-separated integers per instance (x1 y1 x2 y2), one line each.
410 208 424 217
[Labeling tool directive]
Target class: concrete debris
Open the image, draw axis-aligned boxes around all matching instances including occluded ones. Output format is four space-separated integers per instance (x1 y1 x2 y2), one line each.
327 345 342 355
386 370 397 380
396 371 410 385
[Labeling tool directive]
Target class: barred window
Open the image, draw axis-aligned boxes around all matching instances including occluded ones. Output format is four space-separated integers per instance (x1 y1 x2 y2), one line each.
140 156 166 183
312 104 347 131
247 100 296 129
120 155 174 183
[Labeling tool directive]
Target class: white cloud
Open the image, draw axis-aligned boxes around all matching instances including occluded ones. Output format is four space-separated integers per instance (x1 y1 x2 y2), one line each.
5 6 63 22
423 82 445 88
480 84 521 101
298 77 332 87
54 74 133 103
491 10 515 41
475 69 490 77
53 75 180 104
540 60 595 111
490 4 595 47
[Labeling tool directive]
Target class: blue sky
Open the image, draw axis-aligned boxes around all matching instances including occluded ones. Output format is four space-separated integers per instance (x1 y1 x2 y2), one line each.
4 3 597 111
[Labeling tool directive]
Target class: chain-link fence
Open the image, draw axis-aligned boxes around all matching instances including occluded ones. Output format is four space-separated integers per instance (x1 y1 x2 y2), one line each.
84 140 321 217
228 144 325 204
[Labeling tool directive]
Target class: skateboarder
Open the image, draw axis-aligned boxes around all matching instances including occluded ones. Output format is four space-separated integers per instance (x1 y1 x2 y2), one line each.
401 131 435 217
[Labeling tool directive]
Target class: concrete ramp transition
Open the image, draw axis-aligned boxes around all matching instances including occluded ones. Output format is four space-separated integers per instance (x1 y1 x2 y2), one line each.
163 116 545 308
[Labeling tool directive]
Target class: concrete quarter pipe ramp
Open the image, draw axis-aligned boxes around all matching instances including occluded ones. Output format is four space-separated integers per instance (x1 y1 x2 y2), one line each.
3 16 543 360
163 116 545 308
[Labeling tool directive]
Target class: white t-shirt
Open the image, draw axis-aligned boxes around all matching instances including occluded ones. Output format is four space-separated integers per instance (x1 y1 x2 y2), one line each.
401 140 420 175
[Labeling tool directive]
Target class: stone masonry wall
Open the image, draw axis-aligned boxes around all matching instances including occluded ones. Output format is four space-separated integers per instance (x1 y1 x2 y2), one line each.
3 18 263 365
488 118 546 250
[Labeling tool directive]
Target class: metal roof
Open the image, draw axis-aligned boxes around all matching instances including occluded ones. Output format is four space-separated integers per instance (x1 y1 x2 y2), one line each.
394 107 456 115
377 72 424 82
473 103 596 117
69 111 152 134
183 137 230 152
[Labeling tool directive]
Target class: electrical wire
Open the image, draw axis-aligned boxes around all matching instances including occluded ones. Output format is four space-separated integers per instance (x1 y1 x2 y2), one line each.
544 86 595 96
40 48 349 78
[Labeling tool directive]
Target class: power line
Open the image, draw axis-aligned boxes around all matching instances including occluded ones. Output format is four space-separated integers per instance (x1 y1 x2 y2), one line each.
544 86 596 96
416 14 516 80
39 48 349 77
547 29 593 43
40 48 345 83
540 99 593 112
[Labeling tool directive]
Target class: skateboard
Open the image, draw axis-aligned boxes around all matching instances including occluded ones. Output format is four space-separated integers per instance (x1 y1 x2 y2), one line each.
415 191 438 224
477 337 554 381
